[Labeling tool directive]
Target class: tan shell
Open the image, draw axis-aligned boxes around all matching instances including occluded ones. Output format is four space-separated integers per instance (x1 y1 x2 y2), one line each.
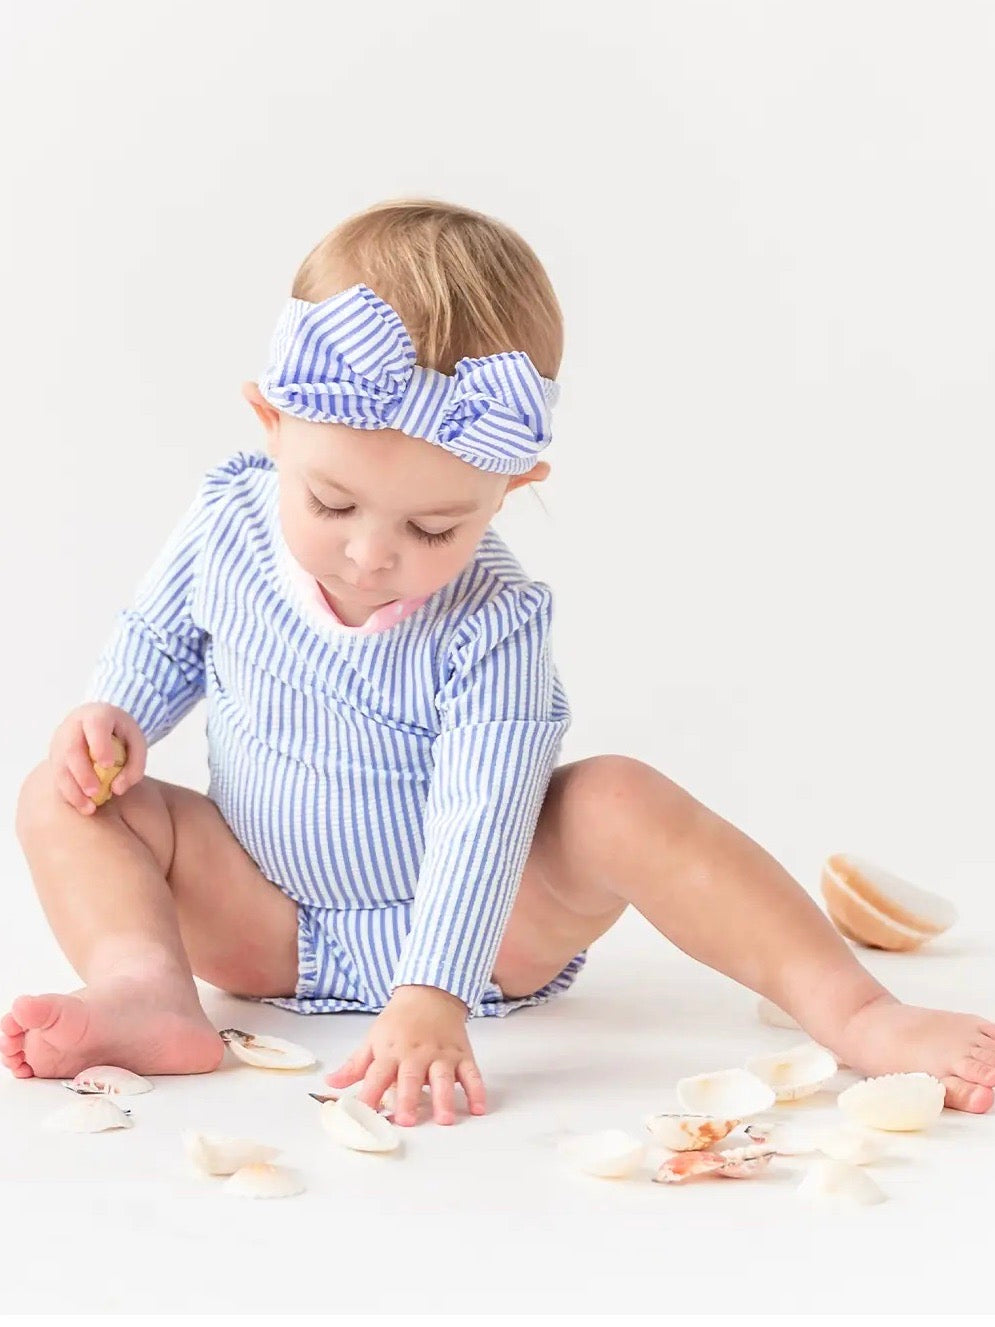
89 735 127 807
219 1028 316 1070
820 854 956 952
224 1162 305 1199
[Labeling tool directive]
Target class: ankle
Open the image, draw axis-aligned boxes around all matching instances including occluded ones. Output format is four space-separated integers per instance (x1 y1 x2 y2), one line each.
773 969 896 1056
84 940 196 993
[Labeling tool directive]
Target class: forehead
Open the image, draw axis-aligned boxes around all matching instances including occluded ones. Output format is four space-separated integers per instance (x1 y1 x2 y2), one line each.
283 418 501 510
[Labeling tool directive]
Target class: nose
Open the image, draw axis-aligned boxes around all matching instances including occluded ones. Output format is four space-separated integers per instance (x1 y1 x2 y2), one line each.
343 529 396 579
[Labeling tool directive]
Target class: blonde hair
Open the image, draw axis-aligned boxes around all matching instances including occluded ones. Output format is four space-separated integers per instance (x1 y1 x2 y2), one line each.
291 198 563 379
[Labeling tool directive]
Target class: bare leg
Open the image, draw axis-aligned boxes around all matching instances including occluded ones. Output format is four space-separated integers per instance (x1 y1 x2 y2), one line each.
493 757 995 1113
1 762 299 1080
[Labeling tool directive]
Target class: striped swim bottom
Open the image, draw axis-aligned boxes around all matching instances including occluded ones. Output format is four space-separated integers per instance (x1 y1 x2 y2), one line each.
255 897 588 1019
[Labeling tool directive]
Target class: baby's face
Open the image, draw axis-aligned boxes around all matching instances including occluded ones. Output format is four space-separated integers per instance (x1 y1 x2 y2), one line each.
272 416 509 621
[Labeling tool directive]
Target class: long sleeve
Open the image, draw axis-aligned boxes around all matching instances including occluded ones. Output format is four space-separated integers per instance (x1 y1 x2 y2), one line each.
85 455 246 746
389 581 570 1013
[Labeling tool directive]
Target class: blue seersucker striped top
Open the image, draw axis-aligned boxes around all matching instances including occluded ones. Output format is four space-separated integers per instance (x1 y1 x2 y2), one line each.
86 451 571 1014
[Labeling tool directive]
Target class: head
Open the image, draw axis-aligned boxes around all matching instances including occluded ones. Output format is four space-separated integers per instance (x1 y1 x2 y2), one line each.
243 198 563 621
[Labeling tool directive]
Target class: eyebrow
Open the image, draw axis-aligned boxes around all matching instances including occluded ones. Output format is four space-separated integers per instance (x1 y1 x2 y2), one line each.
306 472 481 517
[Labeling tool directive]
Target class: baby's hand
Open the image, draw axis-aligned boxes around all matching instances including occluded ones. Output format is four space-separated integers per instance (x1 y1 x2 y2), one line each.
324 985 487 1126
48 703 148 815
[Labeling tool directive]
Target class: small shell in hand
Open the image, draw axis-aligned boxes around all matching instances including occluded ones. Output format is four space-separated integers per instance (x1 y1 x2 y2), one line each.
44 1096 133 1133
219 1028 316 1070
89 735 127 807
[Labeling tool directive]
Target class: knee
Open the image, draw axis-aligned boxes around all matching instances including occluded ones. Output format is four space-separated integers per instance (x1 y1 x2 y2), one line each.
560 755 697 841
15 761 65 846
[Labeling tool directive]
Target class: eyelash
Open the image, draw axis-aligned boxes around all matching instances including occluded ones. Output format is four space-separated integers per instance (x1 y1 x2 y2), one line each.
305 492 459 546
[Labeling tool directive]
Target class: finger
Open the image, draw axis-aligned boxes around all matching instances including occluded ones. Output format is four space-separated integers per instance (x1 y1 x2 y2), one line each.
81 714 119 770
356 1061 400 1114
393 1062 429 1126
56 768 95 815
324 1044 374 1088
111 718 145 794
64 733 102 801
457 1058 487 1116
428 1060 456 1125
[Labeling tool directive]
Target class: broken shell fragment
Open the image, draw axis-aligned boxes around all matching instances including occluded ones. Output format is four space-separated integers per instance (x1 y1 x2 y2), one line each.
837 1072 945 1132
183 1130 280 1177
89 734 127 807
224 1162 305 1199
320 1096 400 1153
712 1144 776 1178
62 1065 153 1097
644 1113 740 1152
676 1068 776 1118
816 1127 885 1166
558 1129 646 1179
744 1121 819 1155
219 1028 316 1070
746 1042 839 1102
797 1158 886 1206
653 1150 728 1183
820 853 957 952
44 1096 133 1133
757 998 801 1030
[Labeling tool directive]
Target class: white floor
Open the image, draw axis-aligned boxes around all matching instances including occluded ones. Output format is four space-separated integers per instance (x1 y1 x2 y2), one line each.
2 850 994 1317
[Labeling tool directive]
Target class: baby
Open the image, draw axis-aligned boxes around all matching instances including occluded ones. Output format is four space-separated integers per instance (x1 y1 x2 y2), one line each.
4 199 994 1128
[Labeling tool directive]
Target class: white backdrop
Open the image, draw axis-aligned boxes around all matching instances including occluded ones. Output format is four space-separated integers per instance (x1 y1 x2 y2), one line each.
1 0 993 952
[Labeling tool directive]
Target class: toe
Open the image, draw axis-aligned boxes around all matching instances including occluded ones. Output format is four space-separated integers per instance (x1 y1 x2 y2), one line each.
0 1033 23 1055
11 1063 34 1078
1 1013 24 1038
954 1057 995 1088
10 995 60 1034
2 1049 26 1067
942 1076 994 1113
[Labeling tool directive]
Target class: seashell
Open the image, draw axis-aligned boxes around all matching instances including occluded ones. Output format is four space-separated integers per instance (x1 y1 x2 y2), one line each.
644 1113 740 1152
44 1096 133 1133
653 1150 728 1183
224 1162 305 1199
219 1028 316 1070
744 1121 819 1155
797 1158 886 1206
309 1083 406 1115
558 1129 645 1179
820 853 957 952
816 1126 885 1166
757 998 801 1030
837 1072 945 1132
183 1130 280 1177
745 1042 839 1102
89 735 127 807
677 1068 776 1118
62 1065 153 1097
712 1144 776 1178
319 1096 400 1153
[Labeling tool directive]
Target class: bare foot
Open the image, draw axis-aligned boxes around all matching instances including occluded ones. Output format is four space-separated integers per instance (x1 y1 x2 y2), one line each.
0 975 225 1080
835 995 995 1113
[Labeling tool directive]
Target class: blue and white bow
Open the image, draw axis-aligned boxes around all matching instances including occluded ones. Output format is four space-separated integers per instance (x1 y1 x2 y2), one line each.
258 283 559 475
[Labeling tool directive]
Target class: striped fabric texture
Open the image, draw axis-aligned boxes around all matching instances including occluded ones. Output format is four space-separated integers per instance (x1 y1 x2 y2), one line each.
86 452 581 1017
258 284 560 475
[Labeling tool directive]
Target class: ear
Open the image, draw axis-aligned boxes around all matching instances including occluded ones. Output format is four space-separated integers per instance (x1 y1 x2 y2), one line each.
241 381 283 455
504 460 551 495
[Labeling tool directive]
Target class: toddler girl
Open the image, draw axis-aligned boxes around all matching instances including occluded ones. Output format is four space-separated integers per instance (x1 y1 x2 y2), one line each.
4 199 994 1127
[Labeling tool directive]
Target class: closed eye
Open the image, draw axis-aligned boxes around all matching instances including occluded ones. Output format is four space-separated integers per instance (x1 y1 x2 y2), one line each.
305 490 458 546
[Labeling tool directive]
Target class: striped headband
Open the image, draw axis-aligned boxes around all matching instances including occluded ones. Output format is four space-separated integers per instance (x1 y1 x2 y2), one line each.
258 284 559 475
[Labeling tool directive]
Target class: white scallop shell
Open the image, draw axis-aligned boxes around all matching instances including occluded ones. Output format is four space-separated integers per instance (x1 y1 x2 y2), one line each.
746 1042 839 1101
183 1130 281 1176
797 1158 886 1206
62 1065 153 1096
677 1068 776 1118
219 1028 316 1070
558 1129 646 1179
644 1113 740 1151
320 1096 400 1152
816 1126 885 1165
44 1096 133 1133
744 1121 819 1155
757 998 801 1030
837 1072 945 1131
224 1162 305 1199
